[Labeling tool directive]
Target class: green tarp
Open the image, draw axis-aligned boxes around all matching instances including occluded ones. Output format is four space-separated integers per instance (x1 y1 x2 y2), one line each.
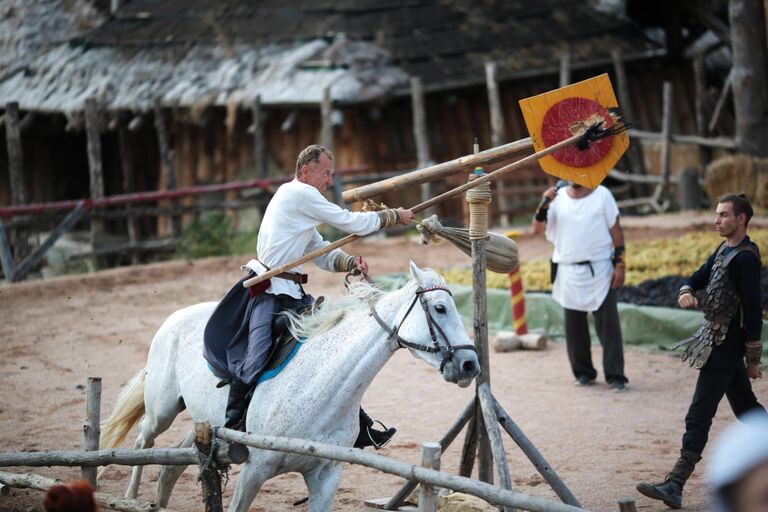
375 274 768 355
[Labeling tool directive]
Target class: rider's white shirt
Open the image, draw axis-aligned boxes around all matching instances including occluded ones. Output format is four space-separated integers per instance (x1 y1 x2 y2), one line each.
244 179 381 299
545 185 619 312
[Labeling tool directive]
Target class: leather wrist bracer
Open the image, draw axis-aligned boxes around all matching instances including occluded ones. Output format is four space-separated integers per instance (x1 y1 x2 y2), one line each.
678 285 694 298
333 252 357 272
612 245 626 267
377 208 401 229
745 343 762 366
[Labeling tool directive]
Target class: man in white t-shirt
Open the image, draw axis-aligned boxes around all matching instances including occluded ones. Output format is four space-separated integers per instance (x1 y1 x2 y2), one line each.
204 144 414 446
531 182 628 391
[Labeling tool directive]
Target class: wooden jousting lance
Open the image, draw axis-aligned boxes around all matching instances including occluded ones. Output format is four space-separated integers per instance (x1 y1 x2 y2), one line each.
243 125 618 289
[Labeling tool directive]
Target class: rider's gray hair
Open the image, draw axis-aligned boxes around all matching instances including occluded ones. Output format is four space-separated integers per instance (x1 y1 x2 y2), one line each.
295 145 334 177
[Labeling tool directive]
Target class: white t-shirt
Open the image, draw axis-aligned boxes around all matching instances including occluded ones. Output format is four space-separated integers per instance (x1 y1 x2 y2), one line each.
545 185 619 312
245 179 381 298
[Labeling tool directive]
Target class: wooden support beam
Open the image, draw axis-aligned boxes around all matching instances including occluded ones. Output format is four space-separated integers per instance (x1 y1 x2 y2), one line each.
708 70 733 134
478 384 514 512
5 102 27 205
154 101 182 237
730 0 768 156
0 219 15 281
9 201 87 282
472 241 493 484
418 443 441 512
628 129 735 149
411 77 436 216
321 87 333 152
651 82 673 209
559 48 571 87
693 55 712 175
194 422 224 512
252 95 266 179
216 429 588 512
0 470 175 512
493 397 581 507
82 377 101 488
118 128 140 264
611 50 647 179
485 62 509 227
85 98 105 267
386 399 475 510
8 202 88 282
459 404 479 478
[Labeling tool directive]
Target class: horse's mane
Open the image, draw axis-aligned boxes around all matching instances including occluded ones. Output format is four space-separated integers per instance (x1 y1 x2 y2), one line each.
284 271 441 341
282 279 382 341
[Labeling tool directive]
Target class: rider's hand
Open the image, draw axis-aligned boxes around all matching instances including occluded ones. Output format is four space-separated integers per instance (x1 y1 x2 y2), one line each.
747 364 763 380
678 292 698 309
355 256 369 275
396 208 415 225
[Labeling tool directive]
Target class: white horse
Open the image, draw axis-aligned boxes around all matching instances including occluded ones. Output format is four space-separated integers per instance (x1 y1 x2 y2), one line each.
99 262 480 511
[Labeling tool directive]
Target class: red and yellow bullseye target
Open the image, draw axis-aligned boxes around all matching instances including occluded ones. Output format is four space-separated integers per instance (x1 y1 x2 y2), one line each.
519 73 629 188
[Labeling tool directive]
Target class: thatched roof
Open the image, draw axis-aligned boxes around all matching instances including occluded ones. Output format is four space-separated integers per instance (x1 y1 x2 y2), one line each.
0 0 662 115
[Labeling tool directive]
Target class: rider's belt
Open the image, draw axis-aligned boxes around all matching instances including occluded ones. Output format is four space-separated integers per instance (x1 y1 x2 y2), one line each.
275 272 308 284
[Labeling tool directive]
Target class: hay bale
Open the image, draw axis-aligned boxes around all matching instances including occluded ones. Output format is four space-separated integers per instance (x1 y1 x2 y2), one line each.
705 155 768 210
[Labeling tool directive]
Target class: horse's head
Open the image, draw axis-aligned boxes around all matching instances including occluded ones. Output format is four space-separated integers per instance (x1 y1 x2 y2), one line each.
393 261 480 388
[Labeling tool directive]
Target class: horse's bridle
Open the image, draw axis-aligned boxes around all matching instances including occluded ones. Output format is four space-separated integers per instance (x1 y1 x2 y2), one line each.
368 285 477 373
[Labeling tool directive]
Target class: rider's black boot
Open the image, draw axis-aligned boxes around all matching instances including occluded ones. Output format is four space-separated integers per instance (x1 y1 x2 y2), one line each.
354 407 396 450
224 379 252 431
636 450 701 509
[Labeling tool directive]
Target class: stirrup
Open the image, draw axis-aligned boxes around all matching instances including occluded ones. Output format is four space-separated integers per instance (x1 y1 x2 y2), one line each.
366 420 395 449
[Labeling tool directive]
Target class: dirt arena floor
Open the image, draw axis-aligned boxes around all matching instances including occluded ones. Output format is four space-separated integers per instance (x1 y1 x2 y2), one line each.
1 219 766 512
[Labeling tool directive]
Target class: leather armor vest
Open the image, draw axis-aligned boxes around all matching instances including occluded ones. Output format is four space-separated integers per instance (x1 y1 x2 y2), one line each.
675 242 759 369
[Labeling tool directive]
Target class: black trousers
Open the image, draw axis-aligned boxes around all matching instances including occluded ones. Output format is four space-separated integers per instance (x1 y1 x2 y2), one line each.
681 338 765 455
563 288 627 383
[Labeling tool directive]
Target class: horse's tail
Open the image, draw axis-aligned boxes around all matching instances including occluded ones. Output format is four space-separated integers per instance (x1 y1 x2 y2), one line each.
100 367 146 449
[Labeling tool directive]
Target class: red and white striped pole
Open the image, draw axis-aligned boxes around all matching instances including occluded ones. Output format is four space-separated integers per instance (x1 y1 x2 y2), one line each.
508 264 528 335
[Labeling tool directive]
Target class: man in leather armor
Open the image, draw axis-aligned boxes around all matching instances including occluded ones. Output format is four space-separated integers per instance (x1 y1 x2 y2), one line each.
637 194 764 509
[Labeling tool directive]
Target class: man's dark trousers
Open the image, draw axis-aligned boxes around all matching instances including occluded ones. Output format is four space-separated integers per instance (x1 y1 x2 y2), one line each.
682 337 764 455
563 288 626 383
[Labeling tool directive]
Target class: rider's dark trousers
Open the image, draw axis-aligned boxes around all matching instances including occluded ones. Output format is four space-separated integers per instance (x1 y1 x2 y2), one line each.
563 289 627 384
681 337 764 455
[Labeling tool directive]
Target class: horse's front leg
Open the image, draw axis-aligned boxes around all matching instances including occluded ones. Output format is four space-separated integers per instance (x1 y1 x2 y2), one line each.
303 461 343 512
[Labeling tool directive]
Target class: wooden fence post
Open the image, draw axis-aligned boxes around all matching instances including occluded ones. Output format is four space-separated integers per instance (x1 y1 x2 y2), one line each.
195 422 224 512
485 62 509 227
418 443 441 512
82 377 101 488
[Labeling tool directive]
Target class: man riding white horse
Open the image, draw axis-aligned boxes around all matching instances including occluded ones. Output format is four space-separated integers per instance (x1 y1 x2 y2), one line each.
203 144 414 449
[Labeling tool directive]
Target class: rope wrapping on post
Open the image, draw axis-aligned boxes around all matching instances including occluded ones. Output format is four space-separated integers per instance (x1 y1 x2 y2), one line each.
465 173 492 240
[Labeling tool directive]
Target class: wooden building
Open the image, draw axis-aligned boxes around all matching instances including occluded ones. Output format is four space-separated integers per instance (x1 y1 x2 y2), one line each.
1 0 718 232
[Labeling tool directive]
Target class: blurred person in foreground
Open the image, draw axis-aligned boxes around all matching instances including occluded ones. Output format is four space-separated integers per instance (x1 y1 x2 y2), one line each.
44 480 98 512
637 194 764 509
708 410 768 512
531 180 628 391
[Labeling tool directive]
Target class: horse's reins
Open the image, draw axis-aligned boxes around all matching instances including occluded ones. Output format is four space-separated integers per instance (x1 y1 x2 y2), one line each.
346 268 477 373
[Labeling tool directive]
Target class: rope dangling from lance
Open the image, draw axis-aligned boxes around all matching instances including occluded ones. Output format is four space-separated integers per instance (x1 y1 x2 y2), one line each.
464 171 492 241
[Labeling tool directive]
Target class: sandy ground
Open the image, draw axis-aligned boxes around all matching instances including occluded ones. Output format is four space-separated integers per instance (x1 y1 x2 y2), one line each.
1 223 766 512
